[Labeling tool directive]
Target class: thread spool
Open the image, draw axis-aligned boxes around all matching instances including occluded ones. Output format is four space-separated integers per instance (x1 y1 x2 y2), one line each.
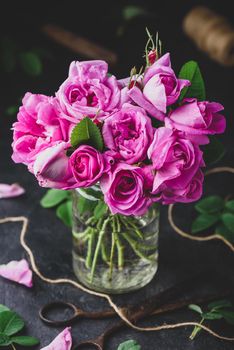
183 6 234 66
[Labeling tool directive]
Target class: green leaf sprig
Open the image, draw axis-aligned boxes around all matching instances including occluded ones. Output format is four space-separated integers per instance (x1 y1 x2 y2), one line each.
117 339 141 350
191 195 234 243
0 304 39 348
189 299 234 340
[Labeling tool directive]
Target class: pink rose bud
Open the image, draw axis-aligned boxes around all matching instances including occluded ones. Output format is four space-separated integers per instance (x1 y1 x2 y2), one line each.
0 259 33 287
148 49 157 65
128 53 190 119
0 183 25 198
40 327 72 350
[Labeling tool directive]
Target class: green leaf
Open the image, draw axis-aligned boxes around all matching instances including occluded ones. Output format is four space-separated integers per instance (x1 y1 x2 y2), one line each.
208 299 232 311
188 304 203 314
202 311 223 320
56 201 72 227
222 213 234 234
218 310 234 325
70 117 103 151
203 136 226 166
0 305 10 313
0 333 11 346
195 195 224 214
179 61 206 101
191 214 220 233
225 200 234 213
94 201 108 220
117 339 141 350
19 51 42 76
122 6 148 21
40 189 69 208
0 311 24 336
0 37 16 73
5 105 19 116
11 335 40 346
215 223 234 243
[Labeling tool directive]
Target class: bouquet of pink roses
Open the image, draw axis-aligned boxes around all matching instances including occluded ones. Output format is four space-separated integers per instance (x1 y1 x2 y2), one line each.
11 34 226 292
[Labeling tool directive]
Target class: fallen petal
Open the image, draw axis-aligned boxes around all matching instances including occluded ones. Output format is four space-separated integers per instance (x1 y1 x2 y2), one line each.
41 328 72 350
0 183 25 199
0 259 33 287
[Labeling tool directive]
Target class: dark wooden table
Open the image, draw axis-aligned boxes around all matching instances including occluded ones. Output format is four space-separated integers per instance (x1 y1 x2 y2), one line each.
0 1 234 348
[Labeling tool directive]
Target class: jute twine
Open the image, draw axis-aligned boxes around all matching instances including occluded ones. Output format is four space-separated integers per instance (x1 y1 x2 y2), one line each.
1 166 234 341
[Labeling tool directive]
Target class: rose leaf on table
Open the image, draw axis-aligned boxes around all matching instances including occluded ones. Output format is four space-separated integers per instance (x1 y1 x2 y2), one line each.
188 299 234 340
0 306 39 348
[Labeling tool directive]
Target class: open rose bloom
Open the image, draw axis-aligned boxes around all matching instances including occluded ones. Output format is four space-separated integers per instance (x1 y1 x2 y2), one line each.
11 36 226 293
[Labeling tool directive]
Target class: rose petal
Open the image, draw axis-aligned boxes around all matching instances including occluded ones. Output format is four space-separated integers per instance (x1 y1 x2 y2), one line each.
0 259 33 287
41 328 72 350
0 183 25 199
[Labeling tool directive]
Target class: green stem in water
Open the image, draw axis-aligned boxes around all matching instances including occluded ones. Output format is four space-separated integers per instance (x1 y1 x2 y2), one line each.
190 318 204 340
119 216 143 239
101 241 110 265
109 230 116 280
85 228 96 269
115 233 124 270
121 232 153 261
90 217 110 282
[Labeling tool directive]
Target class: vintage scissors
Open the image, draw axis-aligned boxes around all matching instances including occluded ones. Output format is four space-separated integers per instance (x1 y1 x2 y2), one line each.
39 275 193 327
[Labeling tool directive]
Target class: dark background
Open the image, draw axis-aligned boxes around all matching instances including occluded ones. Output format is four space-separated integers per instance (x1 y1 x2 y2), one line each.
0 1 234 349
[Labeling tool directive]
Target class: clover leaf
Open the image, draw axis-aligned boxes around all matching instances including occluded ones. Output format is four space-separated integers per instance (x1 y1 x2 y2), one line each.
117 339 141 350
0 305 39 348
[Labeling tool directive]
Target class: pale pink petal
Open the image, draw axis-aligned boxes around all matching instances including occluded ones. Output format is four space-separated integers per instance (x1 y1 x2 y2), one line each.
0 183 25 199
0 259 33 287
41 328 72 350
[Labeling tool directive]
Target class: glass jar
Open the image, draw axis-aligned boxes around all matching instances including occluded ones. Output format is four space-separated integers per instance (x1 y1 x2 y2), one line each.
72 187 159 294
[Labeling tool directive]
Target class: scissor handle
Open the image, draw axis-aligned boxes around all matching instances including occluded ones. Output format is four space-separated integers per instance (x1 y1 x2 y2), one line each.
39 301 78 327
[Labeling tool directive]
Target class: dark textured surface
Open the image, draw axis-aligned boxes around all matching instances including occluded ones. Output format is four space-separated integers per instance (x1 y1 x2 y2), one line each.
0 1 234 349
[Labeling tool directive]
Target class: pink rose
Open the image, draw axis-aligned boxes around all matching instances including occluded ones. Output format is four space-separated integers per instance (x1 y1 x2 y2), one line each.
100 163 153 216
69 145 106 187
168 98 226 136
0 259 33 287
102 105 153 164
41 327 72 350
128 53 190 119
56 60 121 122
148 127 203 196
12 93 73 170
160 169 204 204
33 142 76 189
